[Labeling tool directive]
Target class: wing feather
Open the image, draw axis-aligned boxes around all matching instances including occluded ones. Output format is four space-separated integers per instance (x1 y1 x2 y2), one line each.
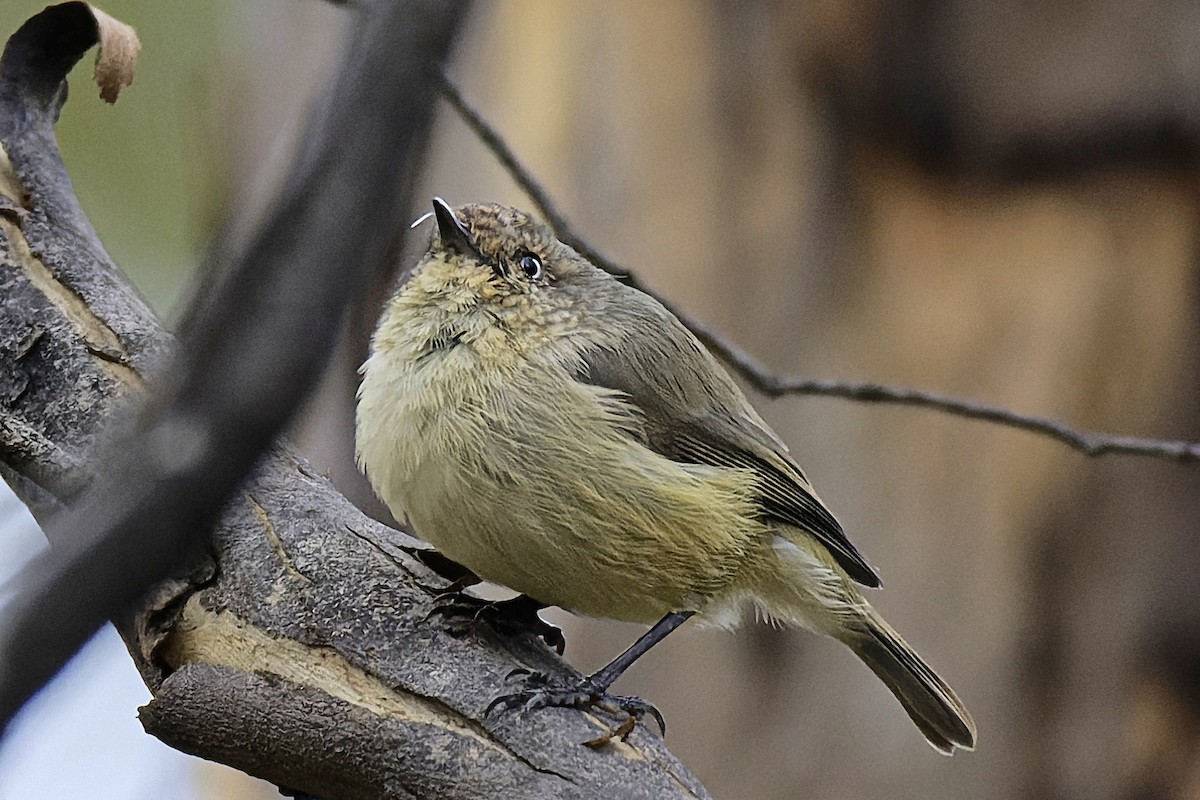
573 315 881 588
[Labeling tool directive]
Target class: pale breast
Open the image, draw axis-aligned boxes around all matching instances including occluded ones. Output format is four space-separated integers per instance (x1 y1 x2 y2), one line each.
404 363 765 621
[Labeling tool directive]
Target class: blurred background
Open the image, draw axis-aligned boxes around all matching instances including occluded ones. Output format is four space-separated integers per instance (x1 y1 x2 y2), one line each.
2 1 1199 798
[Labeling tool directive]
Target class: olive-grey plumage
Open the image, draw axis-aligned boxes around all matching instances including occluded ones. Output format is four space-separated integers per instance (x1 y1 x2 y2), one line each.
574 338 881 588
355 199 976 753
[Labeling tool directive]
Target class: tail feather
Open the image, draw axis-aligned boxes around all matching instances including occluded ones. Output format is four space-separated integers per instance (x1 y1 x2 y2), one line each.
846 612 977 755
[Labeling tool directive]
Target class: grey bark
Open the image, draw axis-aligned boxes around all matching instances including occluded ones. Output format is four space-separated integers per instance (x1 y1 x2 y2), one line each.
0 0 468 727
0 3 710 798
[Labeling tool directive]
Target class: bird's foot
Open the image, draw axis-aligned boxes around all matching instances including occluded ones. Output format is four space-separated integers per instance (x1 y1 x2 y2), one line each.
401 544 481 588
485 669 665 746
425 593 565 655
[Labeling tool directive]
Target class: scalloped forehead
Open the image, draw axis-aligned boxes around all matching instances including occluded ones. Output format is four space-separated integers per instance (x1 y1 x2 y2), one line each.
454 203 555 260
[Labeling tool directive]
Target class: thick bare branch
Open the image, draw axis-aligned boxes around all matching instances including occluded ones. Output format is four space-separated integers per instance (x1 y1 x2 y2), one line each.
439 76 1200 465
0 5 711 797
0 202 710 795
0 0 469 731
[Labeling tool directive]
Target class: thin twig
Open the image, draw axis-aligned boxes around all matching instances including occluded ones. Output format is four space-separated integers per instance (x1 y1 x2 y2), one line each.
767 378 1200 461
438 75 1200 465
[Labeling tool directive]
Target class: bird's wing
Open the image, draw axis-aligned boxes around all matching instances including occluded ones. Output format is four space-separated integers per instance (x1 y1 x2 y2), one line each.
573 308 881 588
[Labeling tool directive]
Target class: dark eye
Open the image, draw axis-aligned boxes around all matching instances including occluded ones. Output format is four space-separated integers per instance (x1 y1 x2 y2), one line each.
517 253 543 280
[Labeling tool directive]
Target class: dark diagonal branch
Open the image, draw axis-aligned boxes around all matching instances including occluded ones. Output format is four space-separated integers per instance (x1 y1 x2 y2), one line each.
0 0 469 731
438 75 1200 465
0 5 711 797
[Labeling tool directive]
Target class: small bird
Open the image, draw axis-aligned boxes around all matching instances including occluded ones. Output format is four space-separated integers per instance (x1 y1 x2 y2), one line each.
355 198 976 754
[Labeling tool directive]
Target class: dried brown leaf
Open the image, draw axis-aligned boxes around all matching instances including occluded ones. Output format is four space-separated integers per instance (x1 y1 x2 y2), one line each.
88 5 139 103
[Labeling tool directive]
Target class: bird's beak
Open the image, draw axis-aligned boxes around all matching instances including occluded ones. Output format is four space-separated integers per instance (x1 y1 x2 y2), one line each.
432 197 483 261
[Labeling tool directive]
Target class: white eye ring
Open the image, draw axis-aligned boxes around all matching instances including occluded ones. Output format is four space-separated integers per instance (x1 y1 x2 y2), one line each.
518 253 543 280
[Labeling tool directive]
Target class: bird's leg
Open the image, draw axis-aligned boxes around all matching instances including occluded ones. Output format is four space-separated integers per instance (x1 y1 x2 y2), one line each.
585 610 696 694
486 610 695 744
427 592 566 655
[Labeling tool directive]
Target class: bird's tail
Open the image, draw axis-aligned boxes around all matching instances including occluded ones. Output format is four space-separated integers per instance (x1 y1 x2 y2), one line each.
842 609 977 755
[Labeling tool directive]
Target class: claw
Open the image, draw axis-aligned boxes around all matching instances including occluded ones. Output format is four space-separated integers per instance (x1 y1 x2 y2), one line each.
593 694 666 736
485 690 527 718
424 593 566 654
483 672 666 744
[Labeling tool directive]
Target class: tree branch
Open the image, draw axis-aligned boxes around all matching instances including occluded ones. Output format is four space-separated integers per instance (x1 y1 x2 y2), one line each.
0 4 709 797
0 0 469 730
438 75 1200 465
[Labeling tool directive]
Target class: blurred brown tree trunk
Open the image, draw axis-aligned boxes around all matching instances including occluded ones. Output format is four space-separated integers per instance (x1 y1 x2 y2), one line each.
274 2 1200 798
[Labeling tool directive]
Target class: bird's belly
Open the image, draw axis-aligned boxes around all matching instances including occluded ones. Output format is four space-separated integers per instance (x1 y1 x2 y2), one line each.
362 350 765 622
403 455 706 623
397 406 762 623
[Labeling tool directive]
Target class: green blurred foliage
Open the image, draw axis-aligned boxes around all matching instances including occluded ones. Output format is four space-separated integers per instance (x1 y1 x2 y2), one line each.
0 1 238 314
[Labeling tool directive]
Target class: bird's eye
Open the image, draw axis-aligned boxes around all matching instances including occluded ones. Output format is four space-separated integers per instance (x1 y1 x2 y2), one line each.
517 253 543 280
